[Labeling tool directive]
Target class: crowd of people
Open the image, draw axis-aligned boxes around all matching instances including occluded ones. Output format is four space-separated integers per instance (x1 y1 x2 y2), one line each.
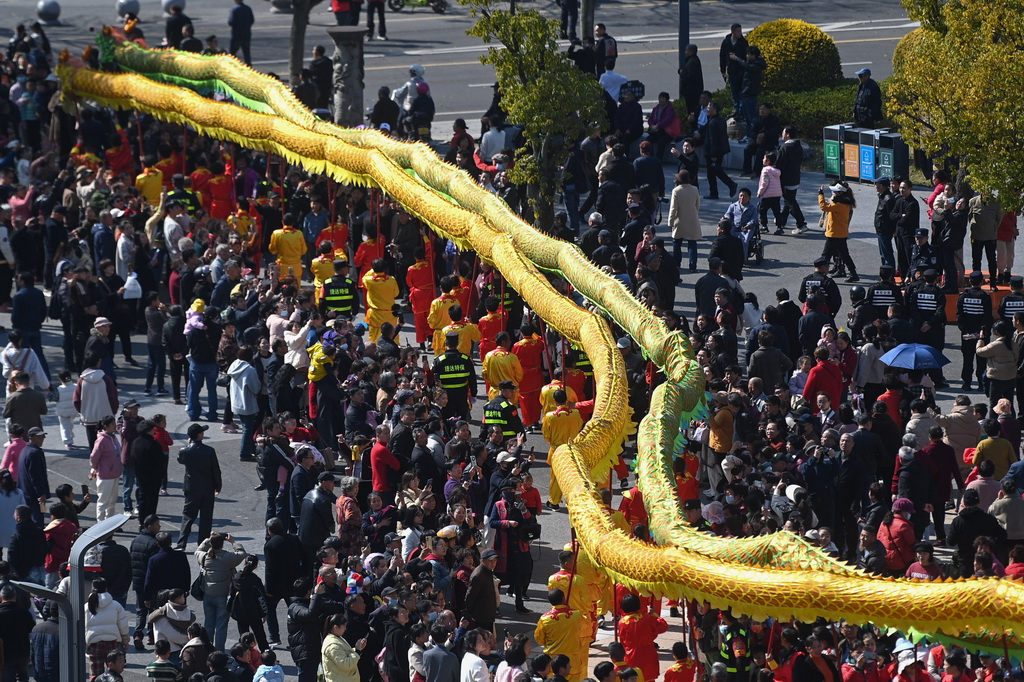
0 12 1023 682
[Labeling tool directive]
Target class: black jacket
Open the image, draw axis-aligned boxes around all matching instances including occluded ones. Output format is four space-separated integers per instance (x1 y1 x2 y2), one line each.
0 601 36 660
178 441 222 498
132 432 167 489
230 571 268 623
709 233 745 281
289 465 316 520
874 190 896 236
735 57 766 98
129 529 159 594
186 322 222 365
286 594 323 663
719 34 748 78
948 506 1007 574
890 194 921 238
264 532 307 600
144 546 192 602
298 486 336 550
8 519 46 580
411 444 444 493
98 539 132 600
162 314 187 357
776 139 803 188
854 78 883 124
384 620 412 682
705 115 730 159
797 310 833 356
678 53 704 105
595 179 627 230
694 271 732 319
857 539 887 575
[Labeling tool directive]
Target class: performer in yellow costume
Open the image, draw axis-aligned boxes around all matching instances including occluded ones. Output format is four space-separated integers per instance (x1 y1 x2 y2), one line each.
539 374 579 418
135 160 163 207
427 275 462 356
268 214 306 281
534 588 591 682
541 389 583 508
362 258 398 343
482 331 523 400
546 550 595 625
310 241 336 304
441 305 481 358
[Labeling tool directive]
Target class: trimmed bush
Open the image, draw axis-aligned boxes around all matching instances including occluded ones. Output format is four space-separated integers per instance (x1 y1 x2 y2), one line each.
747 19 843 93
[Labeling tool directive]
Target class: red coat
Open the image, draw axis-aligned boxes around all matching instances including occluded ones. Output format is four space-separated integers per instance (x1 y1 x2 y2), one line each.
370 442 400 493
877 515 916 573
619 611 668 681
803 360 843 409
44 518 77 573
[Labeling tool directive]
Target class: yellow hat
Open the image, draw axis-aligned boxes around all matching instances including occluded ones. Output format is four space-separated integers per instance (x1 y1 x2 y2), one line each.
190 299 206 314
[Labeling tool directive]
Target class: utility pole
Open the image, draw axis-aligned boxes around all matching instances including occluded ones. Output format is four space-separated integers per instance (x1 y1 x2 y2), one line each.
581 0 594 47
678 0 689 99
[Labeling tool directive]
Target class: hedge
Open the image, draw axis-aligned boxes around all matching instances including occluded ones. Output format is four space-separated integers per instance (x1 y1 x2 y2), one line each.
747 19 844 93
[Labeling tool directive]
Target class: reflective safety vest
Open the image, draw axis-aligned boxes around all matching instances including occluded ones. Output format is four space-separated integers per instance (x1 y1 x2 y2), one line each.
322 276 357 313
435 352 472 389
483 397 518 438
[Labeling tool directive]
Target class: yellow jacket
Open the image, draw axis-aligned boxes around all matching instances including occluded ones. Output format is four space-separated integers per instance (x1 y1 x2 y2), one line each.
428 292 460 354
547 569 594 616
362 271 399 311
269 227 306 264
483 348 524 399
542 406 584 449
308 342 335 382
135 168 163 207
442 321 482 357
321 634 360 682
540 381 579 416
311 256 335 301
534 605 591 661
818 192 852 239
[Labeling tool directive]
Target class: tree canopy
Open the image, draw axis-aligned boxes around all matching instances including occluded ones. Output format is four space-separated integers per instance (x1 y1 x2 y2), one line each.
888 0 1024 209
460 0 606 227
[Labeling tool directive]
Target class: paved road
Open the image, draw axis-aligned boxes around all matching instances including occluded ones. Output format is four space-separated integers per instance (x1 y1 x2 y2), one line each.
5 4 973 679
38 0 913 136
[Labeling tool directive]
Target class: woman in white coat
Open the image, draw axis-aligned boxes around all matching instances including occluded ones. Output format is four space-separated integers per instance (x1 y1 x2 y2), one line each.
84 578 131 679
667 169 702 272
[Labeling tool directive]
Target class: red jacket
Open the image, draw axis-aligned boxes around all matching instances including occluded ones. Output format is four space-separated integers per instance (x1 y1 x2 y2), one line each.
370 442 400 493
803 360 843 409
44 518 77 573
619 611 668 681
877 514 916 572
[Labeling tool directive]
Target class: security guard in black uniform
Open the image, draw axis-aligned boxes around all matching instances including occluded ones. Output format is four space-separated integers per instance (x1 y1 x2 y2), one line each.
569 346 594 398
167 174 203 216
481 379 524 441
846 285 873 345
956 271 992 391
433 332 476 420
866 265 904 322
909 228 939 275
907 268 948 386
319 259 360 318
799 256 842 317
998 275 1024 321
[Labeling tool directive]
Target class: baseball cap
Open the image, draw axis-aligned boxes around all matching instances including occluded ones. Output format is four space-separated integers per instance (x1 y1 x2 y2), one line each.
813 256 829 267
616 337 631 350
855 67 871 76
187 423 209 439
496 451 517 464
914 228 929 237
683 499 701 510
317 471 339 484
384 532 401 544
480 548 498 560
93 317 112 328
874 176 890 185
122 399 140 410
498 380 517 390
27 427 46 437
380 123 391 131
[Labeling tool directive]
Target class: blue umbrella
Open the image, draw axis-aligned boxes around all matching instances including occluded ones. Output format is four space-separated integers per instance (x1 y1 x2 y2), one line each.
879 343 950 370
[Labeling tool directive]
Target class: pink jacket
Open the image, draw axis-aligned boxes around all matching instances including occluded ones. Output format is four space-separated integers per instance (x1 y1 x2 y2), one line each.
757 165 782 198
89 430 123 480
0 438 27 482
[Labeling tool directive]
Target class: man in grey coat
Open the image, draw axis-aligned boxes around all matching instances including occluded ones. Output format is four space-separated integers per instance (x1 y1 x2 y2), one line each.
423 624 459 682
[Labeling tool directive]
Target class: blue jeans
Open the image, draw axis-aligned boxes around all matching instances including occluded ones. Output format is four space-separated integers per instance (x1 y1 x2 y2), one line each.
145 342 166 391
739 97 758 137
187 361 219 419
238 412 258 459
673 238 698 271
121 466 136 512
19 330 48 383
203 594 231 651
564 190 581 234
876 233 895 268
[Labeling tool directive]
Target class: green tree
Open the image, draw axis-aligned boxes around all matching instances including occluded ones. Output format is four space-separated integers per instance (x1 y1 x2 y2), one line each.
888 0 1024 209
460 0 606 228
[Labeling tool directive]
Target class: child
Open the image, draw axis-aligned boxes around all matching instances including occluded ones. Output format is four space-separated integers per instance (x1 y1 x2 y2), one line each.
183 299 206 335
43 503 77 590
152 414 173 496
146 639 182 682
817 325 839 362
55 370 79 449
520 473 542 517
663 642 697 682
240 632 261 671
345 555 366 594
54 483 91 529
253 650 285 682
788 356 813 395
609 642 645 682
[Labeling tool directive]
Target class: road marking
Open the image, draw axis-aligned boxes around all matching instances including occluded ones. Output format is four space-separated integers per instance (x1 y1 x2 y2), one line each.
467 82 495 87
842 61 873 66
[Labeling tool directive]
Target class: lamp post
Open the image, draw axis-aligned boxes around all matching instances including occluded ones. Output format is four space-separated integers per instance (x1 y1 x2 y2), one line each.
14 514 132 682
677 0 689 99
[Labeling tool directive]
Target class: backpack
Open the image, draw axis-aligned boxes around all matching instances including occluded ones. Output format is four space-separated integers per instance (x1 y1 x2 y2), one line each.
376 647 390 682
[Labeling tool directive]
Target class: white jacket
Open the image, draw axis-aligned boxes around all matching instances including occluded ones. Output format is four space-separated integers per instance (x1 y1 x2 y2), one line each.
55 383 79 419
1 345 48 391
76 368 115 424
84 592 130 645
284 321 314 369
149 601 196 650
